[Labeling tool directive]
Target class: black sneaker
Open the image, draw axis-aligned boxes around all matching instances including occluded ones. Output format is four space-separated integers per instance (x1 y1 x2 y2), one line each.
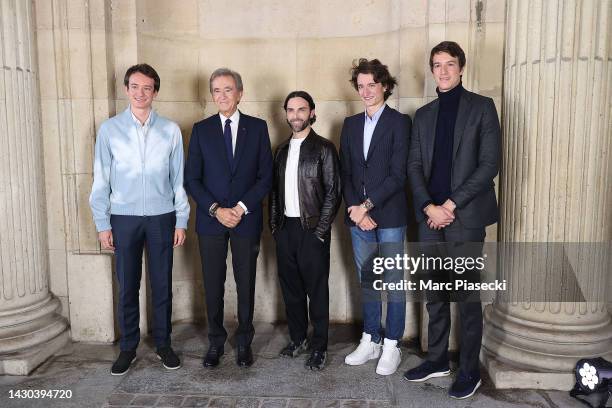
448 372 481 399
280 339 309 358
305 350 327 371
111 350 136 376
403 360 450 382
156 346 181 370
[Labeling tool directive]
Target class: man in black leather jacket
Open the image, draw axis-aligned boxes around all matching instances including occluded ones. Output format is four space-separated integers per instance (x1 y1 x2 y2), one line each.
269 91 341 370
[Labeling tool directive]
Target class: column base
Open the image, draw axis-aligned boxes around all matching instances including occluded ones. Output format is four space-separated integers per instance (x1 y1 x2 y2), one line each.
482 303 612 390
0 296 70 375
482 353 575 390
0 330 70 375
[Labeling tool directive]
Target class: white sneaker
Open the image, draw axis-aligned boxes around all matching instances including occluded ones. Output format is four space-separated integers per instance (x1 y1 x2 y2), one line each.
345 332 382 366
376 338 401 375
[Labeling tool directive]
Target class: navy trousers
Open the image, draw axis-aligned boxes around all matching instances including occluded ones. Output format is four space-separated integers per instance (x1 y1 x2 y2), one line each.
111 212 176 351
198 231 260 348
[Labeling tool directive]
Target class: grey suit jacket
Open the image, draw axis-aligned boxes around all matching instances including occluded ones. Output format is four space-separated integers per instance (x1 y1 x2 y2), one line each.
407 89 500 228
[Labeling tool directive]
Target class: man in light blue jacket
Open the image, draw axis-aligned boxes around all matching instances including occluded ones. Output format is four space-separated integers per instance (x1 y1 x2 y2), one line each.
89 64 190 376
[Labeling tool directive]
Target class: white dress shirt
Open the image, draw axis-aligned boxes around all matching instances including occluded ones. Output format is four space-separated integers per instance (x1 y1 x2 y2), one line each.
130 108 152 162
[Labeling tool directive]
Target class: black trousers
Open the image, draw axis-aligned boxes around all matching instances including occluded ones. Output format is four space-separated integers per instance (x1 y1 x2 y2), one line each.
418 218 485 377
275 218 330 351
111 212 176 351
198 231 260 347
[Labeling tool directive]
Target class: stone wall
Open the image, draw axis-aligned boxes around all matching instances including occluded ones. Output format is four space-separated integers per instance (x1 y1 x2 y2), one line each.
34 0 505 343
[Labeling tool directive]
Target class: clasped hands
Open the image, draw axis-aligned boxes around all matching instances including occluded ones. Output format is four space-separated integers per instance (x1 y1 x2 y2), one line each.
425 199 456 230
215 205 245 228
347 204 377 231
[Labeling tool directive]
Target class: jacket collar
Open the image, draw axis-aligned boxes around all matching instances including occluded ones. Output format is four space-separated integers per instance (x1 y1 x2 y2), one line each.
424 89 474 166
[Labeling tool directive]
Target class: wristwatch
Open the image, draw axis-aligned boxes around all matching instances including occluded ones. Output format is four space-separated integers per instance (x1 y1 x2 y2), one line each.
209 202 220 217
361 198 374 211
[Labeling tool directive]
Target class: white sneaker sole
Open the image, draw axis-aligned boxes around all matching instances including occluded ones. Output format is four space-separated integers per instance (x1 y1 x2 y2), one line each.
449 379 481 399
376 363 400 376
156 354 182 370
403 369 451 382
344 351 381 366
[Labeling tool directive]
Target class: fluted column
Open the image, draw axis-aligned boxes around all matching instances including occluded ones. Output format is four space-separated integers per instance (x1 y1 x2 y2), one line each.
0 0 69 375
482 0 612 390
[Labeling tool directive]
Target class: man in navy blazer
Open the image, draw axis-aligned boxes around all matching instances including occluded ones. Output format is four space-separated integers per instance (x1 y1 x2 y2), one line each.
340 58 411 376
184 68 273 368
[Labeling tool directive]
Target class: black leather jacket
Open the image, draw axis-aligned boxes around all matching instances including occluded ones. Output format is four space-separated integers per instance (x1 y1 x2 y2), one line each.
269 130 341 240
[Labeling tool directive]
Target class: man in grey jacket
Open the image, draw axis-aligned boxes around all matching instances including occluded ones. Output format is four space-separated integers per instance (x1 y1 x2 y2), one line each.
89 63 190 376
404 41 500 399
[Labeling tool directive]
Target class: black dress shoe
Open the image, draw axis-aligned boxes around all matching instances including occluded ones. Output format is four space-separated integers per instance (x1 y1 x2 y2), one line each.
203 345 224 368
236 345 253 367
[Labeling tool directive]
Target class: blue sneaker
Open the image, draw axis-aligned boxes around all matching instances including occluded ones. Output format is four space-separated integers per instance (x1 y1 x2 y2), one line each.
448 372 481 399
403 360 451 382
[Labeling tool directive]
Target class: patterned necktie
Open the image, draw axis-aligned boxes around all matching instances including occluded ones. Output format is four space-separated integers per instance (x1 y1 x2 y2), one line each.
224 118 233 165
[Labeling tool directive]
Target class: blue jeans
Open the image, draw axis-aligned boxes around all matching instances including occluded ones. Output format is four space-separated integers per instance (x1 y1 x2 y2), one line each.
350 226 406 342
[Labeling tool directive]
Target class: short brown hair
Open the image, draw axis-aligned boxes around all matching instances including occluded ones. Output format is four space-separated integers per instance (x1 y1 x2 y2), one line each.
429 41 466 71
349 58 397 100
124 63 160 92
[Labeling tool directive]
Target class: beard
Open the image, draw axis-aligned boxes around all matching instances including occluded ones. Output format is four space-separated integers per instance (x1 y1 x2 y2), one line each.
286 118 309 133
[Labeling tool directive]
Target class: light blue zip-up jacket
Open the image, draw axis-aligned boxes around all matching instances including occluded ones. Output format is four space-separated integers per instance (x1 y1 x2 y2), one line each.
89 107 190 232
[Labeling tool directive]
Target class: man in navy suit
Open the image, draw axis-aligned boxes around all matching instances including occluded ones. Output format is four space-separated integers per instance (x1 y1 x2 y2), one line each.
340 59 411 376
184 68 273 368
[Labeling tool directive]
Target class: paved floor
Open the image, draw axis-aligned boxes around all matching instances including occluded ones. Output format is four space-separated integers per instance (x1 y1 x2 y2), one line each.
0 323 583 407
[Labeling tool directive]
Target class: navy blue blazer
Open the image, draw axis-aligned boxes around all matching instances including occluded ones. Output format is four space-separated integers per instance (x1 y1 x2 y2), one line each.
339 105 411 228
184 112 273 237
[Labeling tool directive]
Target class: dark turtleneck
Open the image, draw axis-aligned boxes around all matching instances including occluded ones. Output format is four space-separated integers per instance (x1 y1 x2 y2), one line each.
427 82 463 206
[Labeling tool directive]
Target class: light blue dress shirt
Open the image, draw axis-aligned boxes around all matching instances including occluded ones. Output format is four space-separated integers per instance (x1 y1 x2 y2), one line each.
363 104 386 159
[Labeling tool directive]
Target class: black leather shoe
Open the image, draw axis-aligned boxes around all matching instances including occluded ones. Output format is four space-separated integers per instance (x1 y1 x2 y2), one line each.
203 345 224 368
306 350 327 371
236 345 253 367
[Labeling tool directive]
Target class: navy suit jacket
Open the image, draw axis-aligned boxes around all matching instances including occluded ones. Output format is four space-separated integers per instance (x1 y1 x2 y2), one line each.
184 112 273 237
339 105 411 228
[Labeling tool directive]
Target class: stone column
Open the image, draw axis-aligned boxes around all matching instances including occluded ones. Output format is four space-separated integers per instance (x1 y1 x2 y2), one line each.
482 0 612 390
0 0 69 375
